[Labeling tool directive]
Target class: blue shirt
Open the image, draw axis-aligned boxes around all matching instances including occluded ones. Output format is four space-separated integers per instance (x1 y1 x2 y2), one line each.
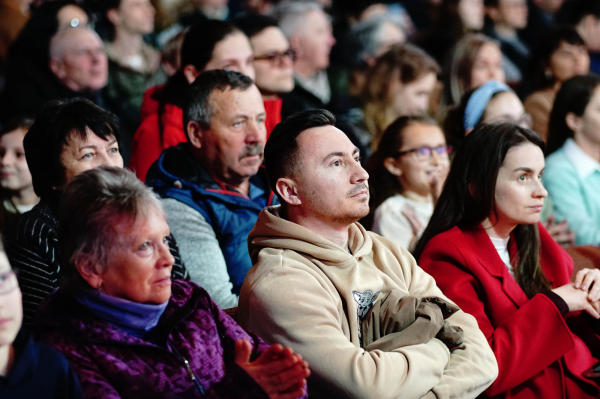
543 139 600 245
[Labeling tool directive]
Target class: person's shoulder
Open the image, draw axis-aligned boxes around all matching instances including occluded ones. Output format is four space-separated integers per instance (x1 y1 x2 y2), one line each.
544 148 575 175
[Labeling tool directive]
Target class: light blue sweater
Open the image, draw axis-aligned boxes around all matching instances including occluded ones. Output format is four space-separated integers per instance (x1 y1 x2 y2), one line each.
543 139 600 245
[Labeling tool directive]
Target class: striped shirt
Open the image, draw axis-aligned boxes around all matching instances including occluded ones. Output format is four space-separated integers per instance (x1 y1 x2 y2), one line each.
5 199 189 325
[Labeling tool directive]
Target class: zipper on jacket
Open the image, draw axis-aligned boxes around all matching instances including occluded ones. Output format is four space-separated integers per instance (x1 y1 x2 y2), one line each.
169 342 206 395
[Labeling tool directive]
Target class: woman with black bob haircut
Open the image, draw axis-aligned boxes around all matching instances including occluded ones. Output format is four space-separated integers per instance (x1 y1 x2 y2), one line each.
4 98 188 325
544 74 600 245
416 122 600 398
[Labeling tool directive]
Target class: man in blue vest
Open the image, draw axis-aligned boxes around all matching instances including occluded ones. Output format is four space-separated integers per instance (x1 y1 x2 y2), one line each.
146 70 278 309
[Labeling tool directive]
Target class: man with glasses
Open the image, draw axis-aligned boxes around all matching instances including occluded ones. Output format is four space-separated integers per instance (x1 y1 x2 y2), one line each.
238 109 498 398
235 14 295 137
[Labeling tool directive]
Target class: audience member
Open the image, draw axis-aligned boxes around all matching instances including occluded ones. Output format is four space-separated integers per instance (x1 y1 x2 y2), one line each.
483 0 531 93
34 166 309 399
444 80 529 150
362 44 440 150
416 122 600 399
0 239 83 399
239 109 498 398
0 117 38 234
0 1 89 123
417 0 485 66
272 1 336 118
146 70 277 308
129 20 255 182
556 0 600 75
4 98 188 325
545 74 600 245
524 26 588 140
332 16 406 158
331 15 406 100
367 116 450 251
441 33 505 109
234 13 294 137
48 26 108 106
101 0 160 164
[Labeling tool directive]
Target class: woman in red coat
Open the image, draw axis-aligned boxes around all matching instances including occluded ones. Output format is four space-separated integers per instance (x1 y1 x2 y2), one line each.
415 122 600 398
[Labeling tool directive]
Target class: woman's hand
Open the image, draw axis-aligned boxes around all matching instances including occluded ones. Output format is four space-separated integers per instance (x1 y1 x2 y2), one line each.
573 268 600 302
429 167 449 206
552 283 600 318
543 215 576 247
235 340 310 399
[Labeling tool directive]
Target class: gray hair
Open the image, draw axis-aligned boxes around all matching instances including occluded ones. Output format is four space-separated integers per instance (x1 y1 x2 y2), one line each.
58 166 163 290
49 26 103 60
348 16 403 69
271 1 325 39
184 69 254 135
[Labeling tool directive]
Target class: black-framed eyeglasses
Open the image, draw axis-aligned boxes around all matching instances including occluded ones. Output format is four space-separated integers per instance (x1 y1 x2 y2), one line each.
395 145 452 161
253 49 296 67
0 270 18 295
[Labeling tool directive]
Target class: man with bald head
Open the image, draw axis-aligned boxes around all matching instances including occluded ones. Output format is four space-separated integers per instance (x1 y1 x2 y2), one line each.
49 26 108 103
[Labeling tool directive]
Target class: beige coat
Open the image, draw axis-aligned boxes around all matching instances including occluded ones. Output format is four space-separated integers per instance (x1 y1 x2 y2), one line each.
238 207 498 399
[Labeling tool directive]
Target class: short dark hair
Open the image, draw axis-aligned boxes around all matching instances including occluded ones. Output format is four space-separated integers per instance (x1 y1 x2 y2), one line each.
24 98 121 199
264 109 336 198
531 26 586 90
181 20 241 71
557 0 600 26
183 70 254 138
0 116 34 138
234 13 279 39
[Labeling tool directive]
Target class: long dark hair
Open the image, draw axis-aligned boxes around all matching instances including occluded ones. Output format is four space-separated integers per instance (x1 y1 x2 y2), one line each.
157 20 240 143
414 123 551 298
364 115 439 229
546 74 600 155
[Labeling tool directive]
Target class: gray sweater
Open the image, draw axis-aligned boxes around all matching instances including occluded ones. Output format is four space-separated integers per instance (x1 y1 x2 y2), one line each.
161 198 238 309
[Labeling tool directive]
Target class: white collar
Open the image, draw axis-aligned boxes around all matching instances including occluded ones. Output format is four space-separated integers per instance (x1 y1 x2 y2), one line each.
562 138 600 179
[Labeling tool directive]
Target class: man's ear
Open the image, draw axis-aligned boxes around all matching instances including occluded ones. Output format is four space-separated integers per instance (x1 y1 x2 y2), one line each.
183 65 200 84
74 254 103 290
187 121 203 149
565 112 581 133
275 177 301 206
106 8 121 27
49 58 65 79
288 35 302 59
383 157 402 177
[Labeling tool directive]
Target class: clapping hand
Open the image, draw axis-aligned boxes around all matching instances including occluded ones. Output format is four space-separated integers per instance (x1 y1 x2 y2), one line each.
235 340 310 399
543 215 576 247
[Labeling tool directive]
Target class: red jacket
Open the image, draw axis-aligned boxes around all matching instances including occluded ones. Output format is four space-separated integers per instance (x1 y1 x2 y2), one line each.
129 86 283 182
418 223 600 399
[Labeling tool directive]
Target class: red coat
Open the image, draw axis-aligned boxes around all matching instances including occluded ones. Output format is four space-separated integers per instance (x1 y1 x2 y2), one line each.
129 86 283 182
418 222 600 399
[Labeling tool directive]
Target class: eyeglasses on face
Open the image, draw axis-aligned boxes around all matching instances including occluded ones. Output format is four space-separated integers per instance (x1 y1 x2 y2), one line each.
0 270 18 296
253 49 296 67
395 145 452 161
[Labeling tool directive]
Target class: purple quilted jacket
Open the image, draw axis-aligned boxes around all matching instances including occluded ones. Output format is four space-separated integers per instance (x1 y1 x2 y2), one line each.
33 280 285 399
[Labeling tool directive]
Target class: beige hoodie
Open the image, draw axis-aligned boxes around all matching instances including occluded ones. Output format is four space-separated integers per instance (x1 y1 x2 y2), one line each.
239 207 498 399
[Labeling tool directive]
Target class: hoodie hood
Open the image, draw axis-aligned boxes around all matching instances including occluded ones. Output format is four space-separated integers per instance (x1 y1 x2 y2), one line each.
249 206 373 268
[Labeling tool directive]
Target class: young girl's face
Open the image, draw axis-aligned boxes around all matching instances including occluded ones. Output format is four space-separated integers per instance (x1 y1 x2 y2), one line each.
386 123 450 197
0 128 33 193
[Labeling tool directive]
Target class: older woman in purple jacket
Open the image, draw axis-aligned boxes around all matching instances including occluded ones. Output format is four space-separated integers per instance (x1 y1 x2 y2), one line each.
33 166 310 399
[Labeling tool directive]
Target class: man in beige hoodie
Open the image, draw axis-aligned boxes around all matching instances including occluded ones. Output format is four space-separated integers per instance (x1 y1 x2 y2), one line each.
238 109 498 399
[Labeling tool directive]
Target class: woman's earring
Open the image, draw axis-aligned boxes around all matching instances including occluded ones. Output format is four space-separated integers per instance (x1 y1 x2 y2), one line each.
545 69 553 80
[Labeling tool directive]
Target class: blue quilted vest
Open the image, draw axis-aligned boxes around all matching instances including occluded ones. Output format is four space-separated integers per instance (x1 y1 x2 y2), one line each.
146 144 278 294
